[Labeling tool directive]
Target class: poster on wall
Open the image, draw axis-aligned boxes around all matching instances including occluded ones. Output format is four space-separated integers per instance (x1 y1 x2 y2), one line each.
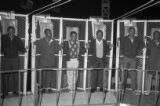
1 19 18 35
124 20 138 36
66 27 79 40
38 19 53 39
91 19 106 40
151 28 160 39
93 23 106 40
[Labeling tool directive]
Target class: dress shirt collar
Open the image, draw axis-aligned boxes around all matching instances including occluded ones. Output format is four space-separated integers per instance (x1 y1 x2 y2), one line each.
96 39 103 44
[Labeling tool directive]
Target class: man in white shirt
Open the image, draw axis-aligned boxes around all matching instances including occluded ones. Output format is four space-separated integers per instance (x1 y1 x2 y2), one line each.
88 30 110 93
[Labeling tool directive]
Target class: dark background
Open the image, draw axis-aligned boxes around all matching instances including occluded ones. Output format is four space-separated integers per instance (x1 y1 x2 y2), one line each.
0 0 160 19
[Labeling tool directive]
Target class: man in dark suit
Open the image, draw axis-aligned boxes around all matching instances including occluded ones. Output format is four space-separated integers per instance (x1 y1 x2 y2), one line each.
145 30 160 95
88 29 110 92
1 26 26 97
35 28 59 92
120 26 145 95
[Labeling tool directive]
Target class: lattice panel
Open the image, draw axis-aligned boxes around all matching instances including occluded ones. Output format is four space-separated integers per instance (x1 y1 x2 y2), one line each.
103 21 112 41
62 19 86 40
136 22 145 70
15 16 26 38
136 58 143 69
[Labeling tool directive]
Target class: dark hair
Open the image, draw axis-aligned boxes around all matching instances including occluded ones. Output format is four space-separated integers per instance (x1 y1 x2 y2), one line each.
128 26 135 32
44 28 51 34
70 31 77 36
96 30 103 35
7 26 15 32
153 30 160 40
153 30 160 36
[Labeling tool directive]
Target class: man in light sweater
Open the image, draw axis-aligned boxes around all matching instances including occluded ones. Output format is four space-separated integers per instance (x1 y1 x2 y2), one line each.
63 31 86 92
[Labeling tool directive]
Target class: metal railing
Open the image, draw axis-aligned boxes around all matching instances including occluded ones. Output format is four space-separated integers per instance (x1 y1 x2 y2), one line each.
0 67 160 106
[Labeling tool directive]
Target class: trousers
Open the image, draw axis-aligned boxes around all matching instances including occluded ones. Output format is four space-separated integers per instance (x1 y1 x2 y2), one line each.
1 57 19 95
122 56 137 90
67 59 79 90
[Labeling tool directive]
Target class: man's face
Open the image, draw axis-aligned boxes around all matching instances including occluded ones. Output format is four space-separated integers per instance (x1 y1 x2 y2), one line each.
70 33 77 41
45 30 52 40
153 31 160 41
8 28 15 35
96 31 103 41
129 28 135 38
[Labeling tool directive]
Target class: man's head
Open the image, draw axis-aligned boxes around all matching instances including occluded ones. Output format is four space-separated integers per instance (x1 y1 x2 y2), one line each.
128 26 136 38
44 28 52 40
96 30 103 41
70 31 77 41
7 26 15 35
153 30 160 41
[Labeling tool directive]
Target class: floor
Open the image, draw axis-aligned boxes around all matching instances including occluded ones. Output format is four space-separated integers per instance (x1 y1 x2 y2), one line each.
0 90 160 106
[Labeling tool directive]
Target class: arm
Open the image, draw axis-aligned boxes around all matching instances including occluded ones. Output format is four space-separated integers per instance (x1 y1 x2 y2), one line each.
146 40 152 50
17 37 26 54
138 38 145 50
34 39 42 54
120 37 125 55
146 41 153 56
79 42 86 55
88 40 94 55
63 41 69 54
1 35 5 54
52 40 60 54
104 40 110 54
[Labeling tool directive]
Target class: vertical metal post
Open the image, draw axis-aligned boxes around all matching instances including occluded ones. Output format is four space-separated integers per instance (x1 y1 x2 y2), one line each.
83 19 88 90
58 17 63 91
31 15 36 94
116 21 121 104
142 20 147 94
24 15 29 96
108 20 114 91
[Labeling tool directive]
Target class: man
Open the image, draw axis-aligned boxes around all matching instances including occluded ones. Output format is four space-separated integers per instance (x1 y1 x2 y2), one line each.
35 28 59 93
120 26 145 94
63 31 85 93
1 26 26 97
88 30 110 92
145 30 160 95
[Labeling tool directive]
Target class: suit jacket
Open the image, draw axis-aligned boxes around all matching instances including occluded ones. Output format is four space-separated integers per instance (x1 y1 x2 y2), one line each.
120 36 145 58
63 40 86 61
1 34 26 58
147 40 160 70
36 38 59 68
88 39 110 67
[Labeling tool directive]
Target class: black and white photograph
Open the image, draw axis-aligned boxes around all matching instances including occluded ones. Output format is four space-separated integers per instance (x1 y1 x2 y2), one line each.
0 0 160 106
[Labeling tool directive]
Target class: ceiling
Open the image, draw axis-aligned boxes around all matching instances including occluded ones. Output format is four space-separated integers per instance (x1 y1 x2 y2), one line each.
0 0 160 19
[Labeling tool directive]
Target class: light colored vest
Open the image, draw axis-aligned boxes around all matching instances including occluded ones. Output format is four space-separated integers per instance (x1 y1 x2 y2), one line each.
96 40 103 58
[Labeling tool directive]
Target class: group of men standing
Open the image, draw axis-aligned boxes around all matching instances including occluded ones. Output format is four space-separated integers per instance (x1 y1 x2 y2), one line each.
1 24 160 98
36 28 112 93
120 26 160 95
